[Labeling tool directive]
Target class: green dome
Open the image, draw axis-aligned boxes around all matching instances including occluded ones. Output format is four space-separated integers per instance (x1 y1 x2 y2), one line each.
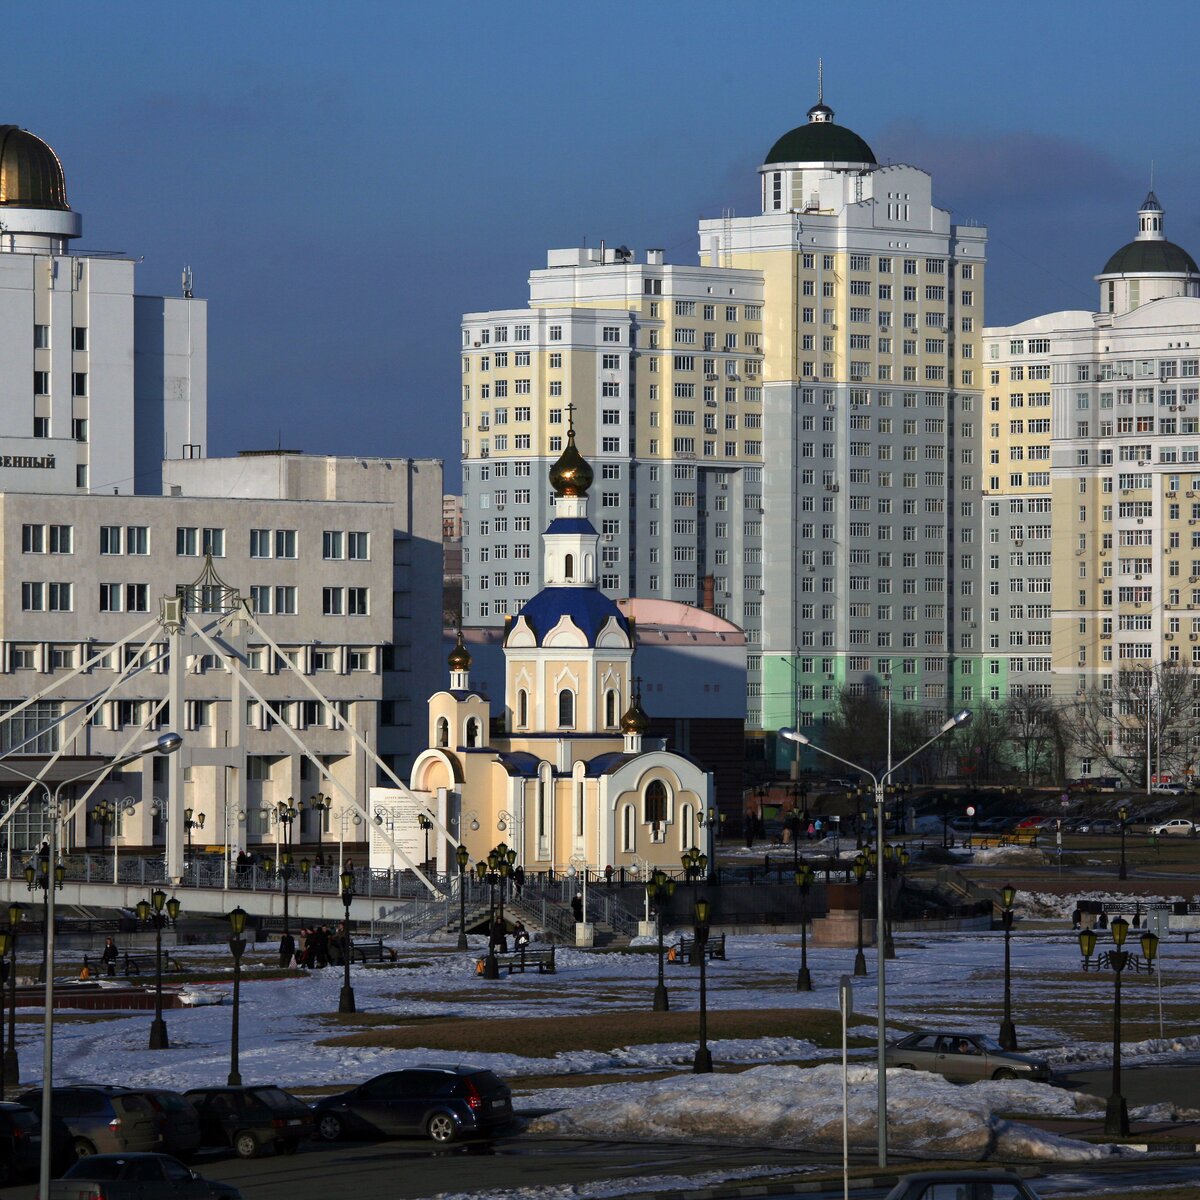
764 120 876 167
0 126 69 211
1101 240 1199 276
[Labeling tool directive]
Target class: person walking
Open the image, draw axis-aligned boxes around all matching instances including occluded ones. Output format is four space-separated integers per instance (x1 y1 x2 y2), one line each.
513 865 525 897
100 936 120 976
571 892 583 923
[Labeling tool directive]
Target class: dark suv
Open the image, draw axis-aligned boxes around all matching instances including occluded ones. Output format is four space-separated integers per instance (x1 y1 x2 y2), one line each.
16 1086 160 1160
312 1065 513 1144
184 1086 312 1159
0 1101 41 1184
127 1089 202 1157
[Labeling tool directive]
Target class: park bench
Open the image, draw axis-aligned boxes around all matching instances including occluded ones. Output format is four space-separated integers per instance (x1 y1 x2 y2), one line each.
349 938 397 964
669 933 726 963
491 945 556 975
82 951 183 977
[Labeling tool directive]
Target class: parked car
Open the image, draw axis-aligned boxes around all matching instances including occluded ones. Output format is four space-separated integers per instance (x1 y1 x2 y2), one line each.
126 1090 201 1158
1149 817 1197 836
183 1086 312 1159
16 1087 160 1161
883 1170 1043 1199
885 1031 1051 1083
1150 782 1187 795
311 1065 514 1145
48 1152 242 1200
0 1100 41 1185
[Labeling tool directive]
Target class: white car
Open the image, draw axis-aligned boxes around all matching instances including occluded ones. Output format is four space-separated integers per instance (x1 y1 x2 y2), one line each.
1149 817 1196 836
1150 782 1187 795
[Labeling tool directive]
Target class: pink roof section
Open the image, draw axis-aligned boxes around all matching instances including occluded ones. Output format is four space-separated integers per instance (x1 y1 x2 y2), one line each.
617 598 745 645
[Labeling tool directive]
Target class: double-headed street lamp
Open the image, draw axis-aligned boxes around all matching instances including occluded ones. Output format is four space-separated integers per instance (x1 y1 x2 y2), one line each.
3 903 22 1088
183 807 205 858
1118 805 1129 881
998 884 1018 1051
782 709 972 1169
692 898 713 1074
136 888 181 1050
455 844 470 951
227 906 247 1085
646 869 676 1011
1078 917 1158 1136
24 851 63 983
795 863 814 992
308 793 330 865
339 870 356 1013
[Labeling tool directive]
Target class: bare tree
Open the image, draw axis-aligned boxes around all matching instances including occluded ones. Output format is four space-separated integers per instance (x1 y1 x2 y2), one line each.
952 699 1010 786
1072 664 1200 785
1003 692 1066 786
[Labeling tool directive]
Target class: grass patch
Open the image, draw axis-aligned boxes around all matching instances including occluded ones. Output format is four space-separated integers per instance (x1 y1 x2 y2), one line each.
315 1006 848 1058
308 1011 456 1029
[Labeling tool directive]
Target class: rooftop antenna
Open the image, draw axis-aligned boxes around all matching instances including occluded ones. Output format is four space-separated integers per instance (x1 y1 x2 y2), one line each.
1150 160 1155 191
818 57 823 103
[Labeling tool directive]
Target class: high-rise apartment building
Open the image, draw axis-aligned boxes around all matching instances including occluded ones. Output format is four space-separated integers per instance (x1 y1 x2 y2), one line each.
983 193 1200 715
460 95 988 740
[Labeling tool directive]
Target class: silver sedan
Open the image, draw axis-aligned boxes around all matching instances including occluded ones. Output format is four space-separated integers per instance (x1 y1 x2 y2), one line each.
885 1031 1051 1083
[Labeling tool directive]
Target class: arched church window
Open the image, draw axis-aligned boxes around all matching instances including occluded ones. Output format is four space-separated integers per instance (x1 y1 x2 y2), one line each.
517 689 528 728
435 716 450 748
680 802 695 849
605 689 618 728
564 553 574 581
645 780 667 826
622 804 635 852
465 717 481 748
558 688 575 727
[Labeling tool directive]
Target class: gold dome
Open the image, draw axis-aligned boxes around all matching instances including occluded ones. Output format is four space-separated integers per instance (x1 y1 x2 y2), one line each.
447 630 472 673
620 688 651 734
0 126 69 211
548 421 593 497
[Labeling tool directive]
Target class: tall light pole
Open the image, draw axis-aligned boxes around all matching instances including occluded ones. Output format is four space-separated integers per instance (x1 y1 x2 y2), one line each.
227 906 247 1085
795 862 814 991
781 709 972 1168
998 884 1018 1050
24 852 63 983
1118 805 1129 881
308 792 330 866
1 733 182 1200
136 888 180 1049
455 844 470 951
692 897 712 1074
339 871 356 1014
646 869 675 1011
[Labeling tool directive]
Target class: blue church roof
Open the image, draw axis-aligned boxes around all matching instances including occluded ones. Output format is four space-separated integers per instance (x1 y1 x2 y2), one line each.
509 587 631 647
544 517 596 535
496 751 543 777
584 751 638 777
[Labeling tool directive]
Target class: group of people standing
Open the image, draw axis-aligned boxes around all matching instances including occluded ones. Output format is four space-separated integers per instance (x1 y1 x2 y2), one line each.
278 923 348 969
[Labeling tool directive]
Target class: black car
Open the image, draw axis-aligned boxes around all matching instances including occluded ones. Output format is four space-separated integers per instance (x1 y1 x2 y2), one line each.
15 1086 160 1159
127 1089 202 1158
48 1152 242 1199
183 1086 312 1159
0 1100 40 1185
312 1066 513 1144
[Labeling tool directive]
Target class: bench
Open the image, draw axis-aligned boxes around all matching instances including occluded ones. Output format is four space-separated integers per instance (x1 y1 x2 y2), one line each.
349 938 397 964
489 945 556 975
82 951 183 977
669 933 726 963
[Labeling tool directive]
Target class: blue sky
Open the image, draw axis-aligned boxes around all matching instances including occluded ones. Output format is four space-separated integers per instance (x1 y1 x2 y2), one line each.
9 2 1200 483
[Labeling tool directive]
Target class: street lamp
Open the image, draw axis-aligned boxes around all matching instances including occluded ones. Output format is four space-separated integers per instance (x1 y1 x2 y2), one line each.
339 870 356 1013
781 708 972 1169
782 805 803 875
1118 805 1129 881
183 807 205 858
4 903 22 1087
455 844 470 950
418 812 433 868
1 732 183 1200
998 883 1018 1050
852 856 868 977
308 792 330 866
692 897 713 1074
136 888 180 1049
24 851 63 983
334 805 362 877
476 859 500 979
227 906 247 1085
795 863 814 991
1078 917 1158 1136
646 869 675 1011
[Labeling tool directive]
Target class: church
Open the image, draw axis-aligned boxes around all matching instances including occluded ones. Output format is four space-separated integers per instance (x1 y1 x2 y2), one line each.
409 420 714 876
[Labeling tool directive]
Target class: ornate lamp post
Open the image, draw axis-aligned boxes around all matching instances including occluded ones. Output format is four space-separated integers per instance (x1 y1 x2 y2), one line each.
646 869 675 1011
91 800 115 856
183 807 205 858
852 855 868 977
1118 805 1129 881
339 870 356 1013
308 792 330 866
227 906 247 1085
24 852 64 983
998 883 1018 1050
417 813 433 868
4 903 21 1086
1078 917 1158 1136
692 897 713 1074
455 845 470 950
795 862 814 991
136 888 180 1050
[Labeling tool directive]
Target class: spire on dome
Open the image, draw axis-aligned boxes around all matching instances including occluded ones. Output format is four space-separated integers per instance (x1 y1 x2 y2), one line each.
620 678 651 735
448 629 471 672
548 404 594 497
807 58 834 123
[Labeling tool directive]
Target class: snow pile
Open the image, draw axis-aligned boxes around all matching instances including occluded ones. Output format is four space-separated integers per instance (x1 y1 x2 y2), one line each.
1015 890 1184 920
1046 1033 1200 1082
970 845 1043 864
526 1064 1137 1161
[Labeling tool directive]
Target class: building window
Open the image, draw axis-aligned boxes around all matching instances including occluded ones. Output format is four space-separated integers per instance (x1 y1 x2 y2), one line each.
274 529 297 559
605 689 619 728
436 716 450 748
34 371 49 396
323 531 344 560
347 587 368 615
516 689 528 728
558 689 575 728
72 372 87 397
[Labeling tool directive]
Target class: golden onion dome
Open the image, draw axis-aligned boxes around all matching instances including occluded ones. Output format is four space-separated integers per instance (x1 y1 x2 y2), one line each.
548 421 593 497
0 126 69 211
620 692 651 735
447 630 472 673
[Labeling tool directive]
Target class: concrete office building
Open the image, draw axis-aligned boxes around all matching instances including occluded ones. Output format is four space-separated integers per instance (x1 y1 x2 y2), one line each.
0 125 206 496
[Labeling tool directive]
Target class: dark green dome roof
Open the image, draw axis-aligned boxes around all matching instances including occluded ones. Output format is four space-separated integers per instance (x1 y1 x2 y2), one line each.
764 120 876 167
0 126 69 211
1102 239 1198 276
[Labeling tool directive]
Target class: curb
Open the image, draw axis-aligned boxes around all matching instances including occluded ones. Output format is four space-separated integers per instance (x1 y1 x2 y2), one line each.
633 1175 902 1200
